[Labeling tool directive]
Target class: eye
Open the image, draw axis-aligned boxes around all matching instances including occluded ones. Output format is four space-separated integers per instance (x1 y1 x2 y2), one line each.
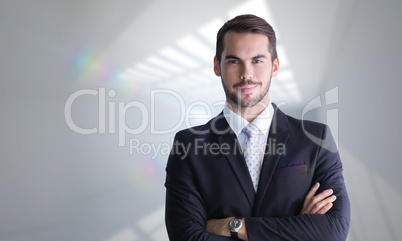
253 59 263 63
227 59 239 64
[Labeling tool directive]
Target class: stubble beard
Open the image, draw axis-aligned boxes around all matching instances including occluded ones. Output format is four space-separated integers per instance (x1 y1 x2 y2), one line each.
222 77 271 108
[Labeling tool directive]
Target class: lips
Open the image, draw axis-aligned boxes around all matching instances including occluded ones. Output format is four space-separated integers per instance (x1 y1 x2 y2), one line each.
238 85 257 94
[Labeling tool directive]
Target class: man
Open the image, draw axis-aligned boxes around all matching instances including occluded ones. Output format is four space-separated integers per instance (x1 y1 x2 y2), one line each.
165 14 350 240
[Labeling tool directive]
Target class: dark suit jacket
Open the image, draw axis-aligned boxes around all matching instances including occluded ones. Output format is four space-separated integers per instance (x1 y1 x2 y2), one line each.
165 106 350 240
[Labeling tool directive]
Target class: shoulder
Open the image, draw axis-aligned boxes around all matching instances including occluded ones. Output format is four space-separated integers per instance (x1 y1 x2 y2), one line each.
273 106 327 135
174 113 230 142
277 109 337 152
287 114 327 137
272 106 333 146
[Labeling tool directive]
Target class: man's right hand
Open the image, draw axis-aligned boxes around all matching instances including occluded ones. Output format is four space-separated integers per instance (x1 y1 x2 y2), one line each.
300 182 337 215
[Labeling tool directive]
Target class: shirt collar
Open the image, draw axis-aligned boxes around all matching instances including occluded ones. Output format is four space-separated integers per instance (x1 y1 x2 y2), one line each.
223 101 274 136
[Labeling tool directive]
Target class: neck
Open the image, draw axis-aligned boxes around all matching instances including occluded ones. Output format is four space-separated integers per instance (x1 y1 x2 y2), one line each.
227 99 270 123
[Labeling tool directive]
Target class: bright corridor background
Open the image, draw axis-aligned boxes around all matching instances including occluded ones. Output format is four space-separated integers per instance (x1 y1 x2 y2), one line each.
1 0 402 240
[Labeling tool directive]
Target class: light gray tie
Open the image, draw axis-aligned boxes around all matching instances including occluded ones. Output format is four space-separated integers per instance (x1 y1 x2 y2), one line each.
243 124 262 192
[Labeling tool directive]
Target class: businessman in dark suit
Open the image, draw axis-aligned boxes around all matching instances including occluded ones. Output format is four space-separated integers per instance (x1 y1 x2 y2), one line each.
165 14 350 240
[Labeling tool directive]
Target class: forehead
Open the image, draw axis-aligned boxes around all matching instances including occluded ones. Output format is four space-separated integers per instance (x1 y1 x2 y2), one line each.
222 31 270 55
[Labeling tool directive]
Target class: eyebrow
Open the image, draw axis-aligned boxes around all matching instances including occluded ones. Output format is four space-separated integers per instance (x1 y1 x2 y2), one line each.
225 55 241 60
252 54 267 59
225 54 267 60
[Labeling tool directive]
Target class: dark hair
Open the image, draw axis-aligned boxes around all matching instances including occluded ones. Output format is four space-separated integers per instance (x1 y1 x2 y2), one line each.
216 14 277 63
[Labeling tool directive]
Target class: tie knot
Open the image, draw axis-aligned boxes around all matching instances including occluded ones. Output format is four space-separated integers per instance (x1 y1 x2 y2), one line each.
243 123 260 137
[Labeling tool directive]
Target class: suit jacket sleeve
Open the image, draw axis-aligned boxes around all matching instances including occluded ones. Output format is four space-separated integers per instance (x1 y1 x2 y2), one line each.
165 131 233 241
246 126 350 241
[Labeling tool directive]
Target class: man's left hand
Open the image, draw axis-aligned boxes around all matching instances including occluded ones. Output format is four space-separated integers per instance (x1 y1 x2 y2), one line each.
206 217 232 237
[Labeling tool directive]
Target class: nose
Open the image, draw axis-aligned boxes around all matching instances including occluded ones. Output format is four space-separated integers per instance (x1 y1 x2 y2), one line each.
240 63 253 80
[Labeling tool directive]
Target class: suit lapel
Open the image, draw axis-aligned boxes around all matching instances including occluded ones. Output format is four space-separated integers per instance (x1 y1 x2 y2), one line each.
253 106 290 214
213 113 255 208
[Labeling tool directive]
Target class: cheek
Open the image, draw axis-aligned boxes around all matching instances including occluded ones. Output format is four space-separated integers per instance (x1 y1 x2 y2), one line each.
256 64 272 72
221 68 234 80
222 66 240 78
255 66 272 78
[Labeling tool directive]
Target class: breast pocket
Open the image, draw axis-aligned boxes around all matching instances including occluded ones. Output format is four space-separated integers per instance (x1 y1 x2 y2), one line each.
273 164 307 178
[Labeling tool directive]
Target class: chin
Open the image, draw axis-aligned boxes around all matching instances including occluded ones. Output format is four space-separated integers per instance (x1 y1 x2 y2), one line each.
238 98 259 108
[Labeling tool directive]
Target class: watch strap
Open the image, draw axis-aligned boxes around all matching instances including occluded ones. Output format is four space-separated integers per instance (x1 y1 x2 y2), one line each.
230 230 239 239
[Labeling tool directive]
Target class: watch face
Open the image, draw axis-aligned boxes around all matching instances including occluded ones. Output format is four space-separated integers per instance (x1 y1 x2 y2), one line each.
229 218 242 229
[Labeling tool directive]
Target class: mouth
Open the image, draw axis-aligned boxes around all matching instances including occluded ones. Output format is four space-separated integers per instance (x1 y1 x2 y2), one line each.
237 84 258 94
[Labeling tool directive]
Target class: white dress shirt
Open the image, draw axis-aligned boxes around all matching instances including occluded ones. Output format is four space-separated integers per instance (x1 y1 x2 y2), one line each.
223 102 275 166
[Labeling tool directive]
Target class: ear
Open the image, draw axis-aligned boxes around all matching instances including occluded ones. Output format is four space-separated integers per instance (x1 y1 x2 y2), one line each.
272 57 279 77
213 56 221 77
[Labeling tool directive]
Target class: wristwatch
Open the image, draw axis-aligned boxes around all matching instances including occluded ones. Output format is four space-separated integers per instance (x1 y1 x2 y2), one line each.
229 217 243 239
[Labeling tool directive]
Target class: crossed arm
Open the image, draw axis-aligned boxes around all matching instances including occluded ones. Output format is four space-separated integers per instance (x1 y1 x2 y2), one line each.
165 153 350 241
206 182 336 240
165 127 350 240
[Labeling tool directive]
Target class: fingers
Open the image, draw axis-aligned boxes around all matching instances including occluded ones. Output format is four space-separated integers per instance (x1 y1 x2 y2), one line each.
311 194 336 214
304 182 320 202
300 183 337 215
310 189 334 213
317 201 333 214
315 188 333 201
